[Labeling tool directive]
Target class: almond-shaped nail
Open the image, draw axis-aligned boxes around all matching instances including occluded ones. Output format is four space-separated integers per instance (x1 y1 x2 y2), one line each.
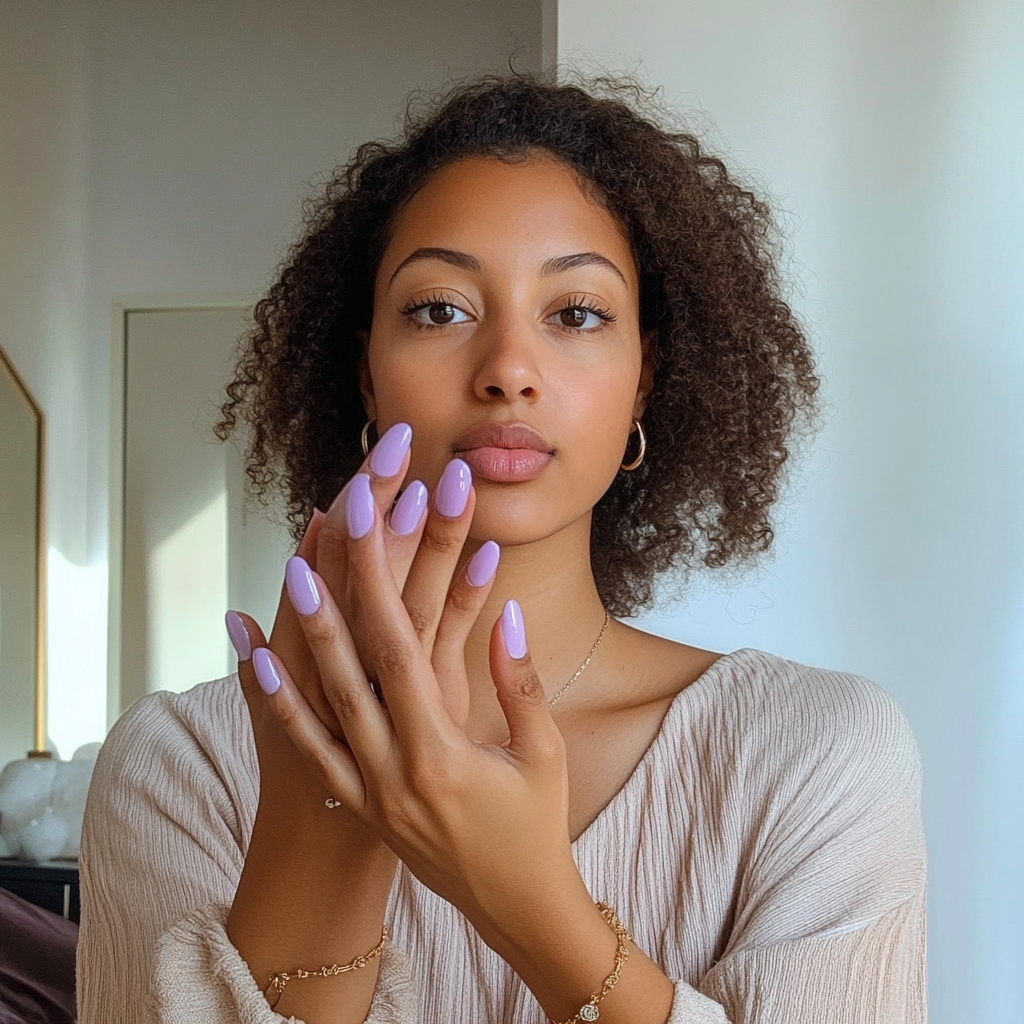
369 422 413 478
391 480 428 536
285 556 321 616
346 473 375 539
467 541 500 587
436 458 471 518
225 611 251 662
501 599 528 659
252 648 282 695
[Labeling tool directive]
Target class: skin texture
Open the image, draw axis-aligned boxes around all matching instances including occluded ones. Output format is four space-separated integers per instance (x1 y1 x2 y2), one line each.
227 155 720 1024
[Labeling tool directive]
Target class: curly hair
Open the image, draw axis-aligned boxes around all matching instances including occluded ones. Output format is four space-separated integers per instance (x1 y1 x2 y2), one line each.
217 72 820 618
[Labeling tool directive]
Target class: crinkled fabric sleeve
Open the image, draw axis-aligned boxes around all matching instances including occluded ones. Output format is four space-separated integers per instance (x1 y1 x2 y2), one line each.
681 666 928 1022
76 678 417 1024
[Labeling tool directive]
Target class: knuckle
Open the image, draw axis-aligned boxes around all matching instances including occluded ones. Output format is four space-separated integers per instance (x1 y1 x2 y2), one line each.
404 601 436 641
373 637 413 678
302 614 336 650
445 583 478 617
419 527 462 559
515 670 545 703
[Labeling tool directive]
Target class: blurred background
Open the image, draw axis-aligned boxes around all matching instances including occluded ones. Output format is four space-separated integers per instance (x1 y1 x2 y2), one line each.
1 1 1021 1020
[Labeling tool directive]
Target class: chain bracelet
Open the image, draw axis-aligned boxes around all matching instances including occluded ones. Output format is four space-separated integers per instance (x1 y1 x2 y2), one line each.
265 926 388 1009
548 902 632 1024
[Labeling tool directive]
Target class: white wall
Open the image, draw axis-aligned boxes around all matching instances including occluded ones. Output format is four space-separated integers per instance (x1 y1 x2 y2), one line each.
0 0 100 758
0 0 541 756
558 1 1023 1020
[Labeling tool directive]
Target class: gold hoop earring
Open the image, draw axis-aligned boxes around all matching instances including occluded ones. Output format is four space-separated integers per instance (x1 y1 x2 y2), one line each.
620 420 646 471
360 419 376 457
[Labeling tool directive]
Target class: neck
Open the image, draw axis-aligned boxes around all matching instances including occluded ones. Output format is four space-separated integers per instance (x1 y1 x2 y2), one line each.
461 512 608 709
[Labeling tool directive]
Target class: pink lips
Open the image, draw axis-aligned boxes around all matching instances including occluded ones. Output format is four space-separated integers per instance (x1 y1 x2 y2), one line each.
453 422 554 483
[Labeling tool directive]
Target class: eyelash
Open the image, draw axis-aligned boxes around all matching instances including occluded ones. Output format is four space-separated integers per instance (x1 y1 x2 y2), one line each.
397 293 618 332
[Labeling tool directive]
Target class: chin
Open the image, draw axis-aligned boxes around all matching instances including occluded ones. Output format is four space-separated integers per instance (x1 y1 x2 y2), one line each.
467 489 592 549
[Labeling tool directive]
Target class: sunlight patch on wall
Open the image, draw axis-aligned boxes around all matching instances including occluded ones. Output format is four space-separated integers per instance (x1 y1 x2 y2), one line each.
46 548 107 760
147 490 229 694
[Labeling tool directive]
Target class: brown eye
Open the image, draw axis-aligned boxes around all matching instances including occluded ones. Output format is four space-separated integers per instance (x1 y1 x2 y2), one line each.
428 303 456 324
559 307 589 328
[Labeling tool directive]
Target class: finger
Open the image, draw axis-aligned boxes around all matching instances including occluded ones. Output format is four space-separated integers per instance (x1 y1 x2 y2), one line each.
226 610 266 723
250 645 365 812
316 422 415 601
489 601 563 763
285 555 391 758
431 541 500 725
344 472 454 741
267 508 326 701
401 458 476 656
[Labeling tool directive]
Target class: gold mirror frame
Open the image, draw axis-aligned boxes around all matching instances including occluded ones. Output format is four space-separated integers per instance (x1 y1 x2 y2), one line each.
0 343 47 754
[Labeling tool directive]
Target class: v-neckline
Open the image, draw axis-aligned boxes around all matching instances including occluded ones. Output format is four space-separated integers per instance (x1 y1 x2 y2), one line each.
567 648 743 847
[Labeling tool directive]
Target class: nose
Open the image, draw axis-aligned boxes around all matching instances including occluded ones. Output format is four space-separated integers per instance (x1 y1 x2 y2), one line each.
471 313 541 404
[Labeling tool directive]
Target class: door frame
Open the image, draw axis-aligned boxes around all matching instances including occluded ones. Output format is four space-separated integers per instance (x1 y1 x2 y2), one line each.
107 292 257 724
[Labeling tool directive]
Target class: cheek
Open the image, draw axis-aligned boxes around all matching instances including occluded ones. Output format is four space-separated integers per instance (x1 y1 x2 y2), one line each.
367 352 461 481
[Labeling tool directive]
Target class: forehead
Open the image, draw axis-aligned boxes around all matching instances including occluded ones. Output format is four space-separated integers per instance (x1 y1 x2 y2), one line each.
377 154 637 288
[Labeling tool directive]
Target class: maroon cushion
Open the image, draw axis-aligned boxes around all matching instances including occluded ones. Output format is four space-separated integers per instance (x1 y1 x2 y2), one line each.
0 887 77 1024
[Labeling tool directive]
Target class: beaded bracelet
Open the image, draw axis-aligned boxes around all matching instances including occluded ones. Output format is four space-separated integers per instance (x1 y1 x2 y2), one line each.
548 903 632 1024
264 926 388 1009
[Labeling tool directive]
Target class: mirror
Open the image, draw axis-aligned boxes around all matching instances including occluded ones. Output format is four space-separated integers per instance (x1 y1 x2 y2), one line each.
0 343 46 766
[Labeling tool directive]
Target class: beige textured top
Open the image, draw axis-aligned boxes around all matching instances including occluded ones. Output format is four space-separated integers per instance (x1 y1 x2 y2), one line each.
77 649 927 1024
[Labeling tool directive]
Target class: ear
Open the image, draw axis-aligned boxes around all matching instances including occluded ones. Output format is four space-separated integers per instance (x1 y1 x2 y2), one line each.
633 328 657 420
356 330 378 421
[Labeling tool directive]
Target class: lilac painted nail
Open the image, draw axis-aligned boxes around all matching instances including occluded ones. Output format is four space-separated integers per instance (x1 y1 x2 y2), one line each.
252 647 282 695
467 541 500 587
391 480 428 536
436 458 471 518
501 599 528 659
346 473 375 539
225 611 251 662
285 556 321 616
369 422 412 479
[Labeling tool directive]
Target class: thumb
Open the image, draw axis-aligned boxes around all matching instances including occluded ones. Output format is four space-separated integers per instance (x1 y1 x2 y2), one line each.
489 600 561 762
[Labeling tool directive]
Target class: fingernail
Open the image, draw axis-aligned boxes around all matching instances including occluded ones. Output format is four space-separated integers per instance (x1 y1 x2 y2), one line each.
252 648 281 695
369 422 412 478
285 556 321 616
225 611 251 662
436 458 471 518
391 480 428 536
467 541 500 587
501 599 528 659
346 473 375 539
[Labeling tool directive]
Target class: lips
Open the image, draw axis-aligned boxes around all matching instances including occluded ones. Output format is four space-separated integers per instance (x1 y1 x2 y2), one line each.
453 422 554 483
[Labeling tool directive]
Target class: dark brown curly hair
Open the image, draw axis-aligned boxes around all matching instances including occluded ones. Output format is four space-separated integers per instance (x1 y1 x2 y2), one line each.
217 72 820 618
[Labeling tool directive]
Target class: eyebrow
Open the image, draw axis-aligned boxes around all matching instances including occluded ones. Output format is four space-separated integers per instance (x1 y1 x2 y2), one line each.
388 247 481 287
541 251 627 284
387 247 628 288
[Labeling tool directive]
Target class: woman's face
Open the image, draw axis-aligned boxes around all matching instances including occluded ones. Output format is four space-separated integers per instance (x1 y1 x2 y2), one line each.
365 153 651 547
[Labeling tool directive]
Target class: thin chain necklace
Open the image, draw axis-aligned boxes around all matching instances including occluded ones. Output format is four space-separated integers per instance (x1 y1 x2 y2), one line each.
546 611 611 709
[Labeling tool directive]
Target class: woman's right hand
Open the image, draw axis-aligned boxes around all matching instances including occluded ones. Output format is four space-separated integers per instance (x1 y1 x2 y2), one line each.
226 423 435 1024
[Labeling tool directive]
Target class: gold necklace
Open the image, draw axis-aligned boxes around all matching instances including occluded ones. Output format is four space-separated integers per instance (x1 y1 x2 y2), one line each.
546 611 611 709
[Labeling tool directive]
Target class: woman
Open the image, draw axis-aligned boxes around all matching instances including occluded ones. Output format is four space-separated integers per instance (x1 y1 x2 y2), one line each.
78 75 926 1024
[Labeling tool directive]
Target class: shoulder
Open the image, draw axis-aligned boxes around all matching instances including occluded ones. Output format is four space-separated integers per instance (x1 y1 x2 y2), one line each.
672 650 926 947
683 648 921 794
87 675 257 841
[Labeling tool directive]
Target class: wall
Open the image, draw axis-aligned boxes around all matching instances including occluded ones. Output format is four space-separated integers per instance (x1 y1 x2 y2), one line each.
0 0 541 756
557 1 1023 1020
0 0 98 758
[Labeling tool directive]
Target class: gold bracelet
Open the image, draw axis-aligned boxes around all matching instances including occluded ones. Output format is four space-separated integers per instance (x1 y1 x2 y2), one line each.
264 926 388 1009
548 903 632 1024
